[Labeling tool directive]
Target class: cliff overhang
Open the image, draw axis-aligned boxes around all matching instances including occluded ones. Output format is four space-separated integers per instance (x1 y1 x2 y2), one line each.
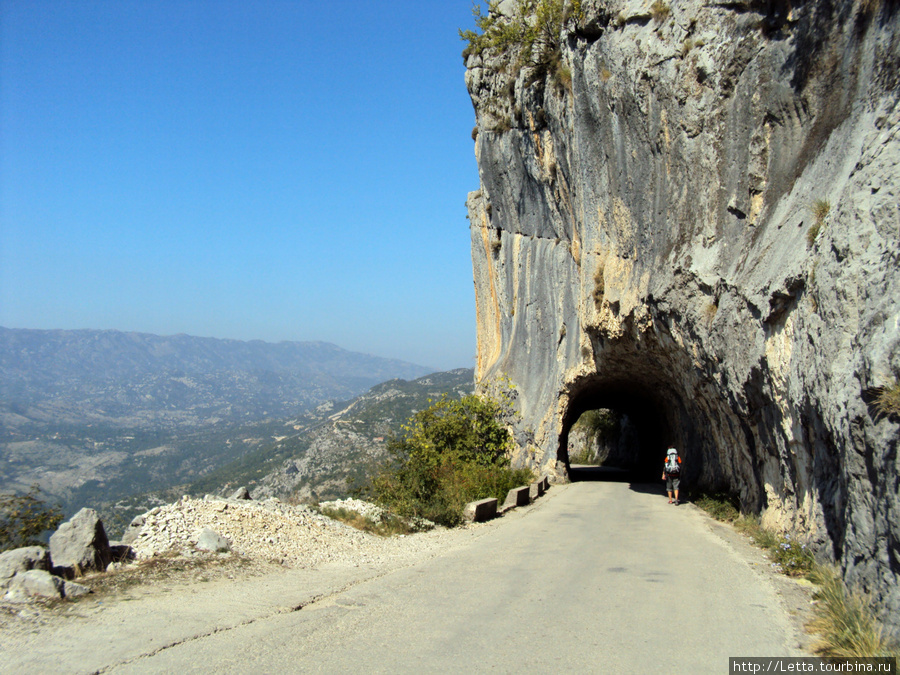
465 0 900 626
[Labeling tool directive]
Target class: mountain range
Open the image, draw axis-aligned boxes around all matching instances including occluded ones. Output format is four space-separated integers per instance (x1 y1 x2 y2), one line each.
0 327 438 521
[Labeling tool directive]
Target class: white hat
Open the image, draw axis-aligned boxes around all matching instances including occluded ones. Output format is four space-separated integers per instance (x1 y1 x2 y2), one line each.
667 447 678 455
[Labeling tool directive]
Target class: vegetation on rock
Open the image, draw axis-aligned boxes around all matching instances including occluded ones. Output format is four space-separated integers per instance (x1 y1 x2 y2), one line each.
872 379 900 419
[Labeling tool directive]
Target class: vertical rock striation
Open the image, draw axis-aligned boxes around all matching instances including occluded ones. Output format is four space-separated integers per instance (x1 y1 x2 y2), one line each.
465 0 900 624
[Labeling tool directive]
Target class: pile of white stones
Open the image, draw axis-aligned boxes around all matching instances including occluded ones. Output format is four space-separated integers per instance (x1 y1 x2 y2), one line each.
130 496 403 568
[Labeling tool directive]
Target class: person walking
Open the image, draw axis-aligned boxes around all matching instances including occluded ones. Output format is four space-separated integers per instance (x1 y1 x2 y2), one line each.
662 447 682 505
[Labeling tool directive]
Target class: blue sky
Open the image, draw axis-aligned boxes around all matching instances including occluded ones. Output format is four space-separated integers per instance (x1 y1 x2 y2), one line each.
0 1 483 371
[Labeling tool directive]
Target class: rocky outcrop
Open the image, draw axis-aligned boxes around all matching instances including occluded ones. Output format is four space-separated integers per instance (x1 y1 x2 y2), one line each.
464 0 900 625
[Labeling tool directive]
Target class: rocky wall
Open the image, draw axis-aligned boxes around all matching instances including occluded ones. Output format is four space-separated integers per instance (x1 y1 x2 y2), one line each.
465 0 900 625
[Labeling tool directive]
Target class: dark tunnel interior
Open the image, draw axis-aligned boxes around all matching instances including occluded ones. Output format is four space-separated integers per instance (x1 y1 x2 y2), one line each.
558 377 674 483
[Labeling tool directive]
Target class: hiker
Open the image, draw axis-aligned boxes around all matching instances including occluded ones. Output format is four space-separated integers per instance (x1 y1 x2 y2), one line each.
662 447 682 505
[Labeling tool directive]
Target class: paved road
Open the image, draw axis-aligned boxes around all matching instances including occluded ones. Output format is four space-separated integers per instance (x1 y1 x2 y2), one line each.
1 481 806 674
108 481 802 674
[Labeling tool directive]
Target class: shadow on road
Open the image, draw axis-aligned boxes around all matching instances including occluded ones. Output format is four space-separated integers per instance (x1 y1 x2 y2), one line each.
568 466 669 500
569 465 632 482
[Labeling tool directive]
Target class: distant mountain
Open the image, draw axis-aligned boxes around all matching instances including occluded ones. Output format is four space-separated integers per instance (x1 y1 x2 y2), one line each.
0 327 431 428
0 327 434 519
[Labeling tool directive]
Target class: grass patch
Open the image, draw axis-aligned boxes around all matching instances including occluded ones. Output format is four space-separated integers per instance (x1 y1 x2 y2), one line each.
807 199 830 248
318 506 418 537
806 566 899 657
872 379 900 419
694 492 741 522
650 0 670 22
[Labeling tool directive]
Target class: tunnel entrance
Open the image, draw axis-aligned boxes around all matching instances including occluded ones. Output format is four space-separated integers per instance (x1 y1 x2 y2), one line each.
559 377 673 484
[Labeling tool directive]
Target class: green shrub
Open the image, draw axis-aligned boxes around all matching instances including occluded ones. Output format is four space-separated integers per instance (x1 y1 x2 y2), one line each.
568 446 597 464
592 265 605 309
367 394 533 527
0 486 64 552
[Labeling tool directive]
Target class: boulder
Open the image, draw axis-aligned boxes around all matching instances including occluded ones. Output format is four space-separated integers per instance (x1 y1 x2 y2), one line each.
62 580 91 599
49 508 112 576
3 569 65 602
195 528 230 553
120 514 146 546
229 487 251 500
0 546 50 589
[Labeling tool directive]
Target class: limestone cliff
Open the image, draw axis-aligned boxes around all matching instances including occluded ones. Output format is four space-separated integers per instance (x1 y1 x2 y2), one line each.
464 0 900 624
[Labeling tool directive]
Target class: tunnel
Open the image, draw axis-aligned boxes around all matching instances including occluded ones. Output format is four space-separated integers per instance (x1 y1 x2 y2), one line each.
557 374 684 485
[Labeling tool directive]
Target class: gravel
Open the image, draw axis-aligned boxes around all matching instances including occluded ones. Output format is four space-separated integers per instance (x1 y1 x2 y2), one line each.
130 496 453 568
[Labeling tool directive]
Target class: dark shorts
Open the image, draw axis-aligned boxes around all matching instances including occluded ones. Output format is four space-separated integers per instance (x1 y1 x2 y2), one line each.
666 475 681 491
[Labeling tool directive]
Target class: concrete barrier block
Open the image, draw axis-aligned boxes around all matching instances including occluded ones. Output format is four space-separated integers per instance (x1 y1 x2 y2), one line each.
463 498 498 522
502 486 531 510
529 483 540 500
541 476 550 491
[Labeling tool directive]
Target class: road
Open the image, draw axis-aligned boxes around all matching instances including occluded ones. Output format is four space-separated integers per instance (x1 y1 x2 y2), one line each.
1 480 807 674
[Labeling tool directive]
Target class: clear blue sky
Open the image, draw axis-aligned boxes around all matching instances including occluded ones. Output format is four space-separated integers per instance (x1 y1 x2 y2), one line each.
0 1 483 371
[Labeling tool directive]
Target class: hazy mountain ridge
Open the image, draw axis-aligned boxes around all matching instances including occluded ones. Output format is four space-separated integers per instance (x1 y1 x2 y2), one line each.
0 327 431 426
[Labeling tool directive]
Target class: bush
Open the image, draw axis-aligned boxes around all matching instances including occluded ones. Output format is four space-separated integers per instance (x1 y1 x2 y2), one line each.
0 485 64 552
807 198 830 247
366 394 533 527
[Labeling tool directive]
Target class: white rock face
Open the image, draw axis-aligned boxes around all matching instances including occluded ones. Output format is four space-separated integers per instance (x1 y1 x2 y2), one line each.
464 0 900 626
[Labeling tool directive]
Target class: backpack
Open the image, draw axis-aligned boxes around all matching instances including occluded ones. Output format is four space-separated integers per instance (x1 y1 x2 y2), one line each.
665 453 681 475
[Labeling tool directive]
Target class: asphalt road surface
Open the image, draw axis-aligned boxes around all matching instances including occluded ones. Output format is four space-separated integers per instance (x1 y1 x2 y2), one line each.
2 480 806 674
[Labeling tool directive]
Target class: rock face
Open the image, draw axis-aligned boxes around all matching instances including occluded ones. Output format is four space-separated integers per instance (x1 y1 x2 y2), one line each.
464 0 900 624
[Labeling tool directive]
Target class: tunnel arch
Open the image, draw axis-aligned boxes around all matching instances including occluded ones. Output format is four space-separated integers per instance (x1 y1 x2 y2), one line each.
558 375 678 480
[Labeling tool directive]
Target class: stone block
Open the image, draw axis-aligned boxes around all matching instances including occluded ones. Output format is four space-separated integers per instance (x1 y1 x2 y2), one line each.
463 498 498 523
502 486 531 510
63 580 92 599
529 483 540 501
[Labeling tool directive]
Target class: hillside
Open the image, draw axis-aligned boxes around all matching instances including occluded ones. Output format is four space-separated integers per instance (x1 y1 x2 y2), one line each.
0 327 433 518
